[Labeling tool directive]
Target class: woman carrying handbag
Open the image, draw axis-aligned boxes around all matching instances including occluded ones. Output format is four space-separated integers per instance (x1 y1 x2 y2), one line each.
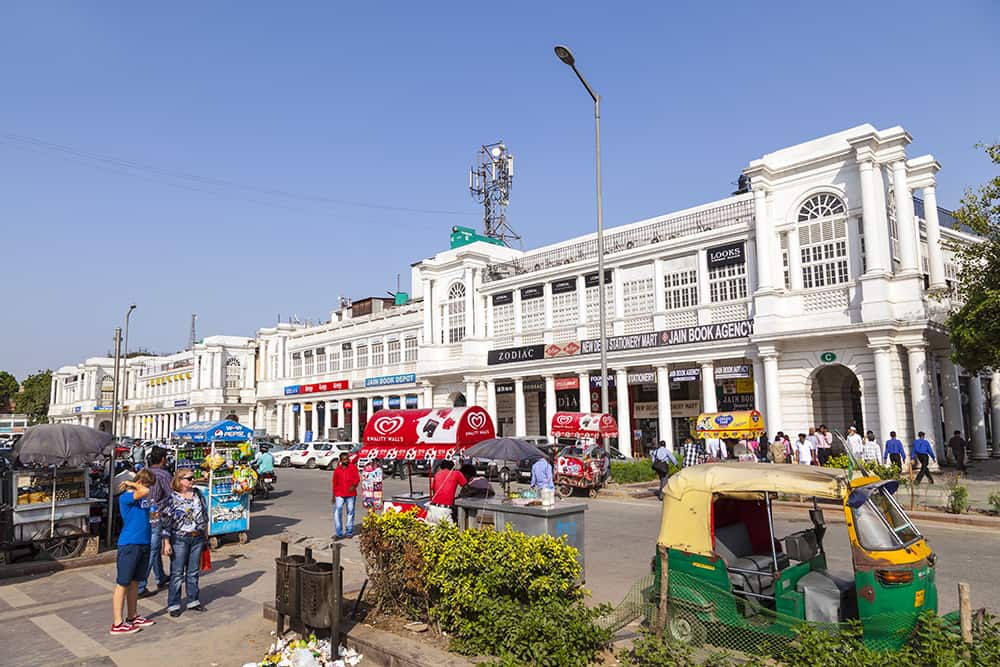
160 469 210 617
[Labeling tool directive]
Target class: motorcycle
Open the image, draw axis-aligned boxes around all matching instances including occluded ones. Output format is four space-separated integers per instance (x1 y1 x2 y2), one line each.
252 463 276 499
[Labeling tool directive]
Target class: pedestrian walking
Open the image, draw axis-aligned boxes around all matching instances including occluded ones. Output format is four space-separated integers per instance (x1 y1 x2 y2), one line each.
428 459 467 524
817 425 833 464
806 428 822 463
138 446 172 598
769 432 789 464
794 433 813 465
948 431 967 473
846 426 864 461
912 432 936 484
160 469 209 617
862 431 881 463
331 452 361 539
111 468 157 635
883 431 906 470
682 436 706 467
651 440 678 500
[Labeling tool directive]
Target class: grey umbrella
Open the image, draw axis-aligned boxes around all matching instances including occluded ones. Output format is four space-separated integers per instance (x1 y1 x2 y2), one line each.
463 437 547 463
12 424 113 467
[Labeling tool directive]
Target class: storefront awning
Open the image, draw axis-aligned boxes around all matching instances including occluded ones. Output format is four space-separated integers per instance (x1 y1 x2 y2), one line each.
694 410 764 439
171 420 253 443
550 412 618 439
356 406 495 461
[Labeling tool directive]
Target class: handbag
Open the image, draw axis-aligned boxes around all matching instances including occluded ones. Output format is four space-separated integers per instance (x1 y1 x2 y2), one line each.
651 457 670 475
200 543 212 572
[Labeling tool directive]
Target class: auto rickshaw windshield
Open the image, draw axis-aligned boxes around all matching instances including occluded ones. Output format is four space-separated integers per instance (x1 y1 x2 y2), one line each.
851 487 921 550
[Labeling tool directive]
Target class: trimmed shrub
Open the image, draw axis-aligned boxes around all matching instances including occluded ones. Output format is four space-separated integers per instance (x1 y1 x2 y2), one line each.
610 459 679 483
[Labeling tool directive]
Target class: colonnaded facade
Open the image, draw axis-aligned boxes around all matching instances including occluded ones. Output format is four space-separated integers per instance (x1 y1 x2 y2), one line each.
47 124 1000 460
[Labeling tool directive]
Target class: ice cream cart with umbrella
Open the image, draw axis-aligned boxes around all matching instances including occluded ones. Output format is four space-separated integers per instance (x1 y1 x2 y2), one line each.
171 420 256 548
550 412 618 498
353 406 496 518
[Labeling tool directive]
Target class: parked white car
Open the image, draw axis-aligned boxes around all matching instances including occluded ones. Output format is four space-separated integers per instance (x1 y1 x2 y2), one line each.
288 441 360 469
275 443 310 468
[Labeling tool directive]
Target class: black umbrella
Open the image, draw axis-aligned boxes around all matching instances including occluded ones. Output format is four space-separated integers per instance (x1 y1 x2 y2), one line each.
12 424 113 467
463 437 547 463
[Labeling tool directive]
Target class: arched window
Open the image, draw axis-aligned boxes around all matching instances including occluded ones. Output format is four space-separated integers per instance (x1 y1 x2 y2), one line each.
225 357 242 389
797 193 849 288
447 282 466 343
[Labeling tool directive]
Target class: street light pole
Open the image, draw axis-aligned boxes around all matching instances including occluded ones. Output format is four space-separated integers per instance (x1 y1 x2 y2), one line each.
120 304 137 438
108 327 122 546
554 45 610 429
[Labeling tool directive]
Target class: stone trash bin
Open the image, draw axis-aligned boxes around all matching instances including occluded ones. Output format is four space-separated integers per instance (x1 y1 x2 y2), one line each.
274 554 307 617
299 562 339 628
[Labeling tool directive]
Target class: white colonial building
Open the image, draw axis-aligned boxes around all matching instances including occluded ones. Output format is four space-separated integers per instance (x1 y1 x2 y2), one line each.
47 124 1000 460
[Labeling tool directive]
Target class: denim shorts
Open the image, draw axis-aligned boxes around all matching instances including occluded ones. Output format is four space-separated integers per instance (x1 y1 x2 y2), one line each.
116 544 151 586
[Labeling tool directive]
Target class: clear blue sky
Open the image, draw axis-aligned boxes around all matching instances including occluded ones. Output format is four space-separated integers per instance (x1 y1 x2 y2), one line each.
2 1 997 380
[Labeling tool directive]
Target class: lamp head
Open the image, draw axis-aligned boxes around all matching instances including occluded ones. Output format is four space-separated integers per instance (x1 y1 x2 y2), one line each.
128 303 137 312
554 45 575 67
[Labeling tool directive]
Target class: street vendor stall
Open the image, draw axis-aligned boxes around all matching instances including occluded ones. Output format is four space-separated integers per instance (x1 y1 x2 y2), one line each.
355 406 495 517
693 410 765 440
171 420 256 548
550 412 617 498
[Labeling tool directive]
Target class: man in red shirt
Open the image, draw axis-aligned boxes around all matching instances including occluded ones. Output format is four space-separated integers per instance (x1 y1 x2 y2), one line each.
331 453 361 539
428 460 467 525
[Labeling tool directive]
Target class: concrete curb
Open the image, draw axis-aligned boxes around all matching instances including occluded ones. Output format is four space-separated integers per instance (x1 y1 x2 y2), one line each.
0 548 117 580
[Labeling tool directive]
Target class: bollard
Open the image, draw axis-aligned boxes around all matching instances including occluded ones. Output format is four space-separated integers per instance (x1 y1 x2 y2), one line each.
330 542 343 648
959 582 972 644
655 544 670 638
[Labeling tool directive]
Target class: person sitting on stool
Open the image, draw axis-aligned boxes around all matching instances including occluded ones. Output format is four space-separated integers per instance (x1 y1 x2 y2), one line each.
912 431 936 484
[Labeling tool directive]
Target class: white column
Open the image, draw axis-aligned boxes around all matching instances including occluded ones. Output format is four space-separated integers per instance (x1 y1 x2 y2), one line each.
991 372 1000 457
576 276 587 326
337 400 345 437
892 161 919 273
543 282 553 332
366 397 375 422
349 401 359 442
544 376 556 439
968 374 988 460
578 372 590 413
465 380 478 407
922 185 947 289
422 278 433 343
753 188 774 291
652 259 665 328
752 357 765 419
486 380 497 427
871 345 899 445
906 343 936 452
700 362 717 414
514 378 526 437
463 267 475 338
612 268 625 334
513 289 523 335
656 365 673 452
938 354 963 442
615 369 632 458
276 404 285 439
787 227 803 290
761 352 781 434
858 158 888 274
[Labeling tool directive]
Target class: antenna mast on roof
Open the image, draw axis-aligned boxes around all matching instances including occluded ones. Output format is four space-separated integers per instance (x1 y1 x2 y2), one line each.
188 314 197 349
469 141 520 248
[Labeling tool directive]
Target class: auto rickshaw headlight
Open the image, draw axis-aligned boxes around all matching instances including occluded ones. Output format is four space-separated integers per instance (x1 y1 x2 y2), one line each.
876 570 914 586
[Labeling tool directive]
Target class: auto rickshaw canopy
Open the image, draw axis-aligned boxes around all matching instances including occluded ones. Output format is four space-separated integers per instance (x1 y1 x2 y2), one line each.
658 463 852 557
693 410 764 440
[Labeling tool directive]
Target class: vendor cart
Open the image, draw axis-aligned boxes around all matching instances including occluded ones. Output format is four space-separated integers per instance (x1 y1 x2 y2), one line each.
354 406 495 518
693 410 765 461
1 465 96 561
550 412 618 498
172 420 256 549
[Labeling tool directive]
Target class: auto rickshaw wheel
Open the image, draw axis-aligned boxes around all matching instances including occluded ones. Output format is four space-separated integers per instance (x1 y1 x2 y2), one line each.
557 483 573 498
667 610 706 647
588 487 599 499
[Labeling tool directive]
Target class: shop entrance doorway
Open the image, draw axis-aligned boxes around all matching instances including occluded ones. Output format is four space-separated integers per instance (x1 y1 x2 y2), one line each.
811 364 862 432
98 420 111 433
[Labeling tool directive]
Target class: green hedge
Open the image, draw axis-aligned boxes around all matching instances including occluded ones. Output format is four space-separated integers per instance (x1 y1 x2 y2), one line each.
610 459 680 483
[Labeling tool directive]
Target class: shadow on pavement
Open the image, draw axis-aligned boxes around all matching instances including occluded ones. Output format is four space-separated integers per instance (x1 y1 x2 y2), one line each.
250 515 302 538
201 569 264 604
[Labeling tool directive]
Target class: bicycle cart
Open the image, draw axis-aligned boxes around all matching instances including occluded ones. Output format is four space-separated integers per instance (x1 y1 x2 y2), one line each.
550 412 618 498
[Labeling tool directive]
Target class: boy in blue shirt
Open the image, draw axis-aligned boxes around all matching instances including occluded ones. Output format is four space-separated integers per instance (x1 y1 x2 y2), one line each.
912 431 936 484
883 431 906 469
112 468 157 635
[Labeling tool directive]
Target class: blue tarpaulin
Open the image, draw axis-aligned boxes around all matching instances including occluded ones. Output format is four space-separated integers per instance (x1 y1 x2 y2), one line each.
171 420 253 443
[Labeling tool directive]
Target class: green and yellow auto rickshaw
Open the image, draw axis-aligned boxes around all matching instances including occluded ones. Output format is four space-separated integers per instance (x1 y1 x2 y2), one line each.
652 463 938 651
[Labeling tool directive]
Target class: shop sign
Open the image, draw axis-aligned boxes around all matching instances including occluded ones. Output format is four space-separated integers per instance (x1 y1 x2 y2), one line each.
524 380 544 393
589 374 616 388
706 241 746 268
495 381 515 394
174 400 189 407
284 385 301 396
735 377 755 394
488 344 544 365
820 351 837 363
405 395 419 408
671 400 702 417
584 270 613 287
669 367 701 382
292 404 301 413
372 397 384 409
627 371 656 385
554 377 580 391
719 394 755 411
715 364 750 379
73 406 82 413
521 284 544 300
582 319 754 354
388 396 401 409
634 402 658 419
343 400 353 410
94 406 112 412
364 373 417 387
545 341 580 358
551 278 577 294
301 380 350 394
492 291 513 305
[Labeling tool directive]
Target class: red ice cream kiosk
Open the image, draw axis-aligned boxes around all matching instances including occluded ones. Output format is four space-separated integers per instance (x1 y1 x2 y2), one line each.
550 411 618 498
354 406 496 517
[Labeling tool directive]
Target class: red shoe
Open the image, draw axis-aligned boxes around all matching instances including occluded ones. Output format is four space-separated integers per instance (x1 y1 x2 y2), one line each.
110 622 140 635
127 616 155 627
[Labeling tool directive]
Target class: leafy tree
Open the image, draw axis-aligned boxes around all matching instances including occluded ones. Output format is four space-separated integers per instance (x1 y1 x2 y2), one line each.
946 142 1000 373
0 371 18 411
17 370 52 424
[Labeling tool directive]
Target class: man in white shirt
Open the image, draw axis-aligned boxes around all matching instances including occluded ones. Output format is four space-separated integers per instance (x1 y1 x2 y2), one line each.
846 426 864 460
806 428 821 462
705 437 728 461
795 433 813 465
862 430 882 463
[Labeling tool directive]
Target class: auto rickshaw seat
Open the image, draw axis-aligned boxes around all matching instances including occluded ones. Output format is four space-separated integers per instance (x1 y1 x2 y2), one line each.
714 523 787 598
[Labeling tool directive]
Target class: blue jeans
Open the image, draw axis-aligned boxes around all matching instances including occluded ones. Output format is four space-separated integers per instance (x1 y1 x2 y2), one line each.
167 534 204 611
139 527 165 592
334 496 355 537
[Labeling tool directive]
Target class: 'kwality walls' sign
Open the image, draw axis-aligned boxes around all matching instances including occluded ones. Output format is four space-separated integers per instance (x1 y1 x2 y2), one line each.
581 319 754 354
